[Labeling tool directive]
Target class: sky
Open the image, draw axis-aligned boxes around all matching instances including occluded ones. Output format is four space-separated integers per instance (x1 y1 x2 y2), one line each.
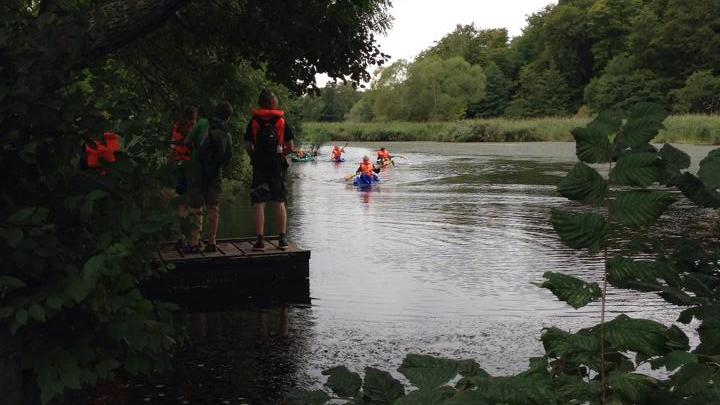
317 0 556 86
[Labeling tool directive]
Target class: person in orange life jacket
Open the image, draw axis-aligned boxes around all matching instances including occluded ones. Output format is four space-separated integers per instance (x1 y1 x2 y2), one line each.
168 106 198 221
245 89 295 251
332 145 345 161
84 131 122 174
356 155 377 176
376 147 392 161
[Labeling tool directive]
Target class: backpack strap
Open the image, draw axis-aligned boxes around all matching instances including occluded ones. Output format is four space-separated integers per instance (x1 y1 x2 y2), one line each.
251 116 284 146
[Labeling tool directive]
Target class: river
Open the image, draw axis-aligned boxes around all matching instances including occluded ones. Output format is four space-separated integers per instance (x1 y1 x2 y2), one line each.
131 142 717 404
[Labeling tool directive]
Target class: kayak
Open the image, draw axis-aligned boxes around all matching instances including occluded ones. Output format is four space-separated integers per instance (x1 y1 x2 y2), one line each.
377 158 393 167
353 173 380 188
332 157 346 163
291 154 316 162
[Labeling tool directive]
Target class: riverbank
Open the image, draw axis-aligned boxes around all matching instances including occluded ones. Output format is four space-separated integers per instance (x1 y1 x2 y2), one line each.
301 115 720 144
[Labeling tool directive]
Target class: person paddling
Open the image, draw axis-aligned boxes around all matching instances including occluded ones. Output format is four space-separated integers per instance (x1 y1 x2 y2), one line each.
376 146 393 166
331 145 346 161
356 156 378 176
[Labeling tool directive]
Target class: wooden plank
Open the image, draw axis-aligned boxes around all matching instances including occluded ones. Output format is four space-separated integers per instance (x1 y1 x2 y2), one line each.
217 242 244 256
158 245 184 261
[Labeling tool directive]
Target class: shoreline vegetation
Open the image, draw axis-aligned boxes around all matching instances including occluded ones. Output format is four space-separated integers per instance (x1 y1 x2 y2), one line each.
301 114 720 144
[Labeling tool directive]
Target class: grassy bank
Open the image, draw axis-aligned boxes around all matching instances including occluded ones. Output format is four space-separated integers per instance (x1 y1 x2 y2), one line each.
300 115 720 144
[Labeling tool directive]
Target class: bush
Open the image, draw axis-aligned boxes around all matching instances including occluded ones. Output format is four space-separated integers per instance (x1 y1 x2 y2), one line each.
672 70 720 114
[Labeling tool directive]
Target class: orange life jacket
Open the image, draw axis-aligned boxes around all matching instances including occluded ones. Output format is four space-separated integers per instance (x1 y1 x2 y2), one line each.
359 161 375 175
250 109 286 150
377 150 390 159
171 121 195 161
332 146 343 159
86 132 121 170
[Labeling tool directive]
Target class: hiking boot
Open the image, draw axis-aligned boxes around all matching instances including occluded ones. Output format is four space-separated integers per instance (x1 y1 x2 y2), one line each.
252 238 265 252
278 237 289 250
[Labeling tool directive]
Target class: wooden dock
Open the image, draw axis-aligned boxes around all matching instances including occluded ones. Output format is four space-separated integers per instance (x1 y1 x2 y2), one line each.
143 237 311 309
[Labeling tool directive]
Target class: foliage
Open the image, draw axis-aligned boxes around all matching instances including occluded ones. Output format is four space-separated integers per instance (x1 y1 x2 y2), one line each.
298 84 362 122
673 70 720 114
505 63 573 118
0 0 391 402
291 102 720 404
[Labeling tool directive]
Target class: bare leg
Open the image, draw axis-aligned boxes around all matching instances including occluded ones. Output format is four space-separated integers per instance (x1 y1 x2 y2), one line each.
190 207 203 246
178 204 187 219
276 202 287 234
207 205 219 245
253 203 266 236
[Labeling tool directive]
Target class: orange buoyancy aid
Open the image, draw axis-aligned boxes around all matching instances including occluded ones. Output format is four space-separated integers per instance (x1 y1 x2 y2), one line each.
377 150 390 159
359 161 375 175
86 132 121 169
171 121 195 161
250 109 286 149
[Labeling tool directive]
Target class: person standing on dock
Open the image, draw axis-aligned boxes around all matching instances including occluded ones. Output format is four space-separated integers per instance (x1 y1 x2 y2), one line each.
246 89 294 251
185 101 234 253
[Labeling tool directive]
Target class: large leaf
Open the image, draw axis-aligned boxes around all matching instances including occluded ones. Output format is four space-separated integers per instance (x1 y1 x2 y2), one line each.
540 272 601 309
649 351 697 372
618 102 667 148
698 148 720 190
285 389 330 405
393 386 456 405
598 315 670 357
669 363 719 396
463 372 556 405
658 143 690 180
696 318 720 355
610 191 674 227
550 210 608 252
607 257 663 289
322 366 362 398
557 162 608 205
397 354 459 390
362 367 404 404
541 327 600 369
610 153 663 187
674 172 720 208
442 390 491 405
571 111 620 163
606 371 658 403
555 375 602 404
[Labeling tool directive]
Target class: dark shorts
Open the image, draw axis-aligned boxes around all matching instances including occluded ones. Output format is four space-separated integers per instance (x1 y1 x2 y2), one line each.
250 166 286 204
188 175 222 208
175 167 188 195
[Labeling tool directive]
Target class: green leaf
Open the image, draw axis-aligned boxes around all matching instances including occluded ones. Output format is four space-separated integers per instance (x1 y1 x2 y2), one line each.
600 315 669 357
322 366 362 398
610 191 674 227
362 367 404 404
28 304 46 322
697 318 720 355
658 143 690 174
607 257 663 289
46 295 63 310
393 386 456 405
674 172 720 208
0 276 25 289
550 210 608 252
618 102 667 148
541 327 600 369
610 153 663 187
285 389 330 405
571 110 622 163
398 354 459 390
557 162 607 205
8 207 39 225
0 228 23 248
670 363 719 395
463 372 556 405
650 351 697 372
540 272 601 309
15 308 28 325
457 359 489 378
606 371 657 403
699 149 720 190
442 390 491 405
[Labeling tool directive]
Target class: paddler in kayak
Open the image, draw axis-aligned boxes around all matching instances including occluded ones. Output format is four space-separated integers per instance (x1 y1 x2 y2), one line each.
376 147 394 167
331 145 346 162
355 156 380 181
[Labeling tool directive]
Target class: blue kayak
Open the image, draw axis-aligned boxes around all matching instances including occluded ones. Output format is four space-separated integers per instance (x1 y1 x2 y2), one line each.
353 173 380 187
332 157 346 163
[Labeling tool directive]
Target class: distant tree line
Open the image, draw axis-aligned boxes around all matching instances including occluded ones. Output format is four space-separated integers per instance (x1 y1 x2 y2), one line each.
301 0 720 122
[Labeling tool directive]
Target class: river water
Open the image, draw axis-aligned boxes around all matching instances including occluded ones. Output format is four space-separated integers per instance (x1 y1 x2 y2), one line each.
133 142 716 404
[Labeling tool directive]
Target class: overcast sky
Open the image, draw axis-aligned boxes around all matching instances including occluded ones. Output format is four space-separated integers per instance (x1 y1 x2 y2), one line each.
317 0 556 86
